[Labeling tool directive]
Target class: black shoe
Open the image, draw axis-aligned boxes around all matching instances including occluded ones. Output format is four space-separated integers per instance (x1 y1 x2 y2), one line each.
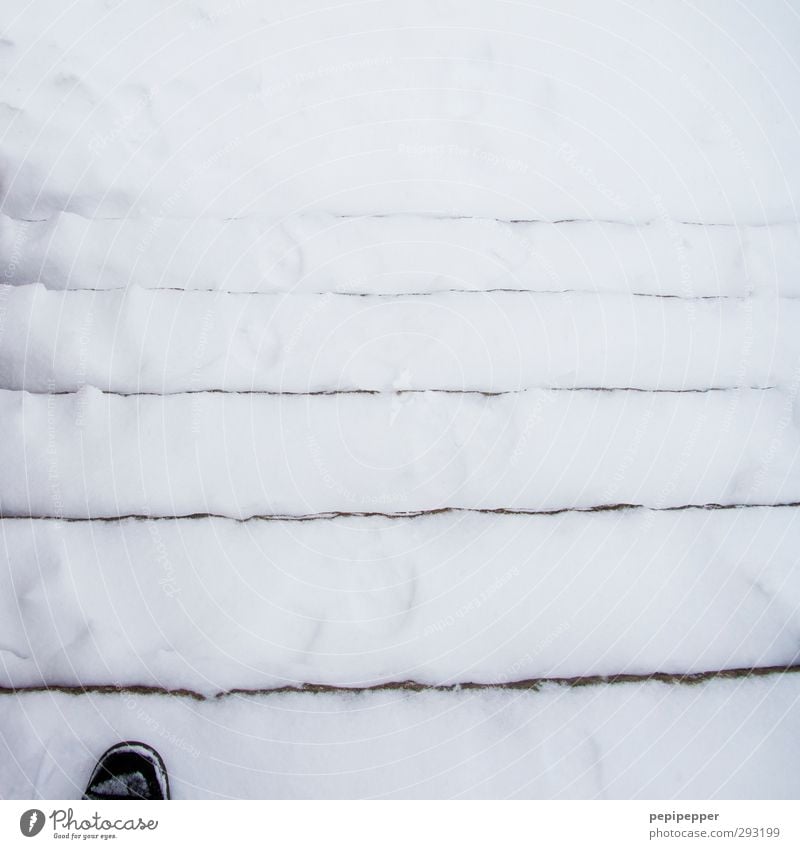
83 741 170 800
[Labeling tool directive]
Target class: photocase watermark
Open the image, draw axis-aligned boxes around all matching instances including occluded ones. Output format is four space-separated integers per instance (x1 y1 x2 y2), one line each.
19 809 45 837
557 142 628 212
601 404 655 504
459 214 563 290
653 193 698 315
189 0 256 28
389 369 414 426
20 806 159 837
284 278 370 357
305 433 407 508
746 358 800 500
283 291 335 357
640 405 709 532
0 219 31 347
729 298 756 390
189 308 216 436
3 218 30 282
147 522 180 598
45 380 64 520
136 136 243 255
511 389 558 461
680 72 751 172
73 310 96 428
0 282 9 351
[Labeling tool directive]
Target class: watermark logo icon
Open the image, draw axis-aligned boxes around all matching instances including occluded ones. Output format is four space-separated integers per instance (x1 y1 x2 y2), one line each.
19 809 45 837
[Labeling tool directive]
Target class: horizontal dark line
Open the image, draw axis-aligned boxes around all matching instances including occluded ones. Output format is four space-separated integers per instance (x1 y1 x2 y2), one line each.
2 665 797 703
12 284 797 301
16 386 776 399
2 502 798 524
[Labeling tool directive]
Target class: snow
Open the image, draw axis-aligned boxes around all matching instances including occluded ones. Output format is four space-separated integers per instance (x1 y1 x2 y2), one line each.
3 284 800 393
2 387 798 519
3 214 800 297
2 2 800 222
1 508 799 692
2 675 799 799
1 0 799 800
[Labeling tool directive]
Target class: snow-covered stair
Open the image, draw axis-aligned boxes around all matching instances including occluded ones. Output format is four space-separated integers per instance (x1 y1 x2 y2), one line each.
2 0 799 799
3 675 800 799
3 389 799 518
2 508 799 692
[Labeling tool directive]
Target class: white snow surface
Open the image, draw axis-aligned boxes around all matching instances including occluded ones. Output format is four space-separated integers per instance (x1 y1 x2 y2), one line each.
2 0 800 800
3 284 800 393
2 676 799 799
1 509 798 692
2 387 799 519
2 1 799 222
2 214 800 297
